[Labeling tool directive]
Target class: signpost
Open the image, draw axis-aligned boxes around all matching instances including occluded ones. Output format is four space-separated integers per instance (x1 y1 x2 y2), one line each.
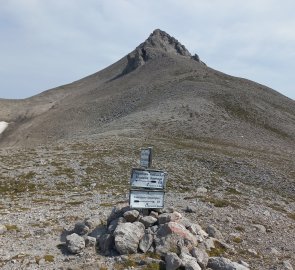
130 168 166 189
140 147 152 168
130 190 164 209
129 147 167 209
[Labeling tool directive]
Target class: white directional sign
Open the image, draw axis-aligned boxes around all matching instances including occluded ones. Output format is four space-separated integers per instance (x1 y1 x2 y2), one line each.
130 190 164 209
130 168 166 189
140 148 152 168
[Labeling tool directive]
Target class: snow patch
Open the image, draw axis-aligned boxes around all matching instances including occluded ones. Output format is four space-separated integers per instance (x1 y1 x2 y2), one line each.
0 121 8 134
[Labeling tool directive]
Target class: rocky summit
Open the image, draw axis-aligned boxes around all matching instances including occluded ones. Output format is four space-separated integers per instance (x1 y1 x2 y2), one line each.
0 29 294 269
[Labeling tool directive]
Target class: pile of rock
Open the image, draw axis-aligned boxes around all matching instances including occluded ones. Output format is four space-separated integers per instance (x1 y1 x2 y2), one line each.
64 204 250 269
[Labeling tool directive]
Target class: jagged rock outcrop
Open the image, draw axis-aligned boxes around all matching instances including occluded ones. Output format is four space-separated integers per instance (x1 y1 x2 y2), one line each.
122 29 202 75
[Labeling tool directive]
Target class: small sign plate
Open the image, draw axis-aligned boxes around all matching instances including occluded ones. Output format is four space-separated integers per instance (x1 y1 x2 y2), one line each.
130 190 164 209
130 168 166 189
140 148 152 168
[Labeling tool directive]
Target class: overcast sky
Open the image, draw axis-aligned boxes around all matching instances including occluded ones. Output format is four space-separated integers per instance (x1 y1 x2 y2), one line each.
0 0 294 100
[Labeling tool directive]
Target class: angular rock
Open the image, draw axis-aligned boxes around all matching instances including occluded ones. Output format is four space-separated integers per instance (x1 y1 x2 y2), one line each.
180 252 202 270
114 222 145 254
150 211 159 219
139 231 153 253
84 216 102 230
123 210 139 222
158 212 182 224
191 247 209 269
206 225 223 240
204 237 216 250
66 233 85 254
73 222 89 236
0 224 7 234
252 224 266 233
232 262 250 270
208 257 249 270
165 252 182 270
85 236 96 247
185 205 197 213
155 222 197 255
107 204 130 225
98 233 114 256
140 216 157 228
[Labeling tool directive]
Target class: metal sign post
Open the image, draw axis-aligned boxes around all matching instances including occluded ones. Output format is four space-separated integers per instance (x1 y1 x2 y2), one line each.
129 147 167 209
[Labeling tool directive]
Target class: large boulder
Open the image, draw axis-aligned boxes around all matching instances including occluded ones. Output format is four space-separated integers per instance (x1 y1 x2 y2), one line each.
113 222 145 254
66 233 85 254
155 222 197 255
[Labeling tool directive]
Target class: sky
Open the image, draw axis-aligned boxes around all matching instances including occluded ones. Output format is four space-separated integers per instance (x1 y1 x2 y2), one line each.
0 0 294 100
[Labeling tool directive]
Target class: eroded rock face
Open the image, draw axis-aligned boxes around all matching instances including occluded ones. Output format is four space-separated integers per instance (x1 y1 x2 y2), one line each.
122 29 202 75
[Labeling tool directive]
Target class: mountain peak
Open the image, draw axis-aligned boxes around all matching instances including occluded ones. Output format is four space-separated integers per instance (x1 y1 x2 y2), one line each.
121 29 201 75
142 29 192 57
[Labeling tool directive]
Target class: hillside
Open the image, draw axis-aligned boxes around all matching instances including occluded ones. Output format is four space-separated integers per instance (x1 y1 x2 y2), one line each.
0 29 294 269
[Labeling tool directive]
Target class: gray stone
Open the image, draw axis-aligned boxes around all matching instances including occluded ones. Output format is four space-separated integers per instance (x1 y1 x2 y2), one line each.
165 252 182 270
66 233 85 254
98 233 114 256
140 216 157 228
180 252 202 270
0 224 7 234
114 222 145 254
158 212 182 224
237 260 249 268
283 260 293 270
85 236 96 247
204 237 216 250
206 225 223 240
123 210 139 222
150 211 159 219
139 231 153 253
208 257 249 270
196 187 207 193
185 205 197 213
73 222 89 236
247 248 258 256
84 216 102 230
191 247 209 269
107 204 130 225
252 224 266 233
232 262 250 270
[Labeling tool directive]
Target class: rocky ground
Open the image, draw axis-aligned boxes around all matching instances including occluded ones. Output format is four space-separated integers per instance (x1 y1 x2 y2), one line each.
0 134 294 269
